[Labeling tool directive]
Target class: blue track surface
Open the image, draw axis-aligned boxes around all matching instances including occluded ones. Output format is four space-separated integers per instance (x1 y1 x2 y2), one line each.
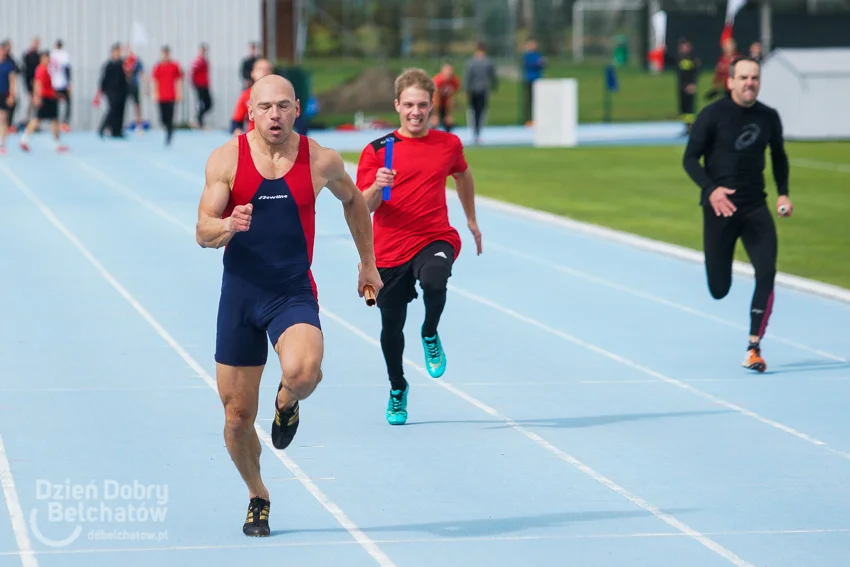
1 125 849 567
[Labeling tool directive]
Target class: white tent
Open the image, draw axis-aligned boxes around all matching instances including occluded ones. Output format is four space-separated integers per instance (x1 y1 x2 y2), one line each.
758 48 850 140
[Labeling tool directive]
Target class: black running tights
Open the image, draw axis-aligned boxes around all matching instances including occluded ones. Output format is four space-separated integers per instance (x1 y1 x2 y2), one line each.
703 203 777 338
159 101 175 143
380 261 451 391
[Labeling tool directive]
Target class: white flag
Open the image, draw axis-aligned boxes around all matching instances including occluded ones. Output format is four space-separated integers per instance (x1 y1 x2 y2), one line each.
651 10 667 49
725 0 747 23
131 21 148 48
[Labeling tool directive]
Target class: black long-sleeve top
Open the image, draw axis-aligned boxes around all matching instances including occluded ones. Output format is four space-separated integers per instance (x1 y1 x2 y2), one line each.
22 49 39 83
100 59 128 96
683 95 789 209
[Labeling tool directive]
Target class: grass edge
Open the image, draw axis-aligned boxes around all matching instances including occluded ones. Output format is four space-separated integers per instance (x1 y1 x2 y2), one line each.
340 160 850 305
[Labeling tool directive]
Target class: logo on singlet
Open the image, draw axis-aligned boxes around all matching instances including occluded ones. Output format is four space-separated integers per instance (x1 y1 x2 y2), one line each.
735 124 760 150
257 194 288 200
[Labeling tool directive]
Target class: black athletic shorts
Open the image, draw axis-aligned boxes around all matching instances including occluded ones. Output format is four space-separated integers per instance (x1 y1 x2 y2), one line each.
128 84 140 105
37 98 58 120
0 93 8 112
376 240 455 309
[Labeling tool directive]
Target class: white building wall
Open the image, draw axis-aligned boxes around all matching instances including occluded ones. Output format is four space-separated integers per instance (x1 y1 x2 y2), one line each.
759 48 850 140
758 60 800 138
1 0 263 131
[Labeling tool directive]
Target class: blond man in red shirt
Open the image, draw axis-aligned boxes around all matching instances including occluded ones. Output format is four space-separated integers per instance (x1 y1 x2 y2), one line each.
356 68 482 425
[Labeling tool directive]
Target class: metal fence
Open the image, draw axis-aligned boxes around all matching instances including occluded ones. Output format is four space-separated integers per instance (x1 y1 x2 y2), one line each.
4 0 849 131
302 0 524 62
1 0 262 131
296 0 850 62
299 0 650 64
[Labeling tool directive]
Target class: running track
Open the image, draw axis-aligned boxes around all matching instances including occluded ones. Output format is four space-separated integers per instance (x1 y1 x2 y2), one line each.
0 125 849 567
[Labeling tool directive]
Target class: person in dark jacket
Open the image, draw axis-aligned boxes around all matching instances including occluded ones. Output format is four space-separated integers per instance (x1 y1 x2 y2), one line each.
240 42 259 89
463 42 498 145
96 43 129 138
21 37 40 123
667 38 701 134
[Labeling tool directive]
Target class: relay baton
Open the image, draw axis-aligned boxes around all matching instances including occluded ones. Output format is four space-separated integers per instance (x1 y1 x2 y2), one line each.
364 285 376 307
360 261 377 306
382 137 394 201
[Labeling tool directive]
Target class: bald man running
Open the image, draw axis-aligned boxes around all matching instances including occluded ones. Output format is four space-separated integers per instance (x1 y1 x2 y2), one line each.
196 74 383 537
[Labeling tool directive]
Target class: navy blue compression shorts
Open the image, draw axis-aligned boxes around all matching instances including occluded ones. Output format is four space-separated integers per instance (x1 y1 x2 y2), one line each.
215 274 320 367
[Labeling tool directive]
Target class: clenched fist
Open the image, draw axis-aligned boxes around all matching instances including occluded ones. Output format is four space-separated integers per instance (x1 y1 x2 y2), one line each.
375 167 396 188
226 204 253 233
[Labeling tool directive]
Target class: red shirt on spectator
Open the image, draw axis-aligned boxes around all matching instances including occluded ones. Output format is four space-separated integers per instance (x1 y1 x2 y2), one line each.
191 56 209 88
35 63 56 99
152 60 183 102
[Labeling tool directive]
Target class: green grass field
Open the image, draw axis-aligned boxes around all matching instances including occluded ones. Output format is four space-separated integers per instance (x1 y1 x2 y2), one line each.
341 142 850 290
303 57 703 127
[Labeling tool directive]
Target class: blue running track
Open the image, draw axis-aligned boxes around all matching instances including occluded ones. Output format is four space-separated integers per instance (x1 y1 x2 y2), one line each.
0 124 848 567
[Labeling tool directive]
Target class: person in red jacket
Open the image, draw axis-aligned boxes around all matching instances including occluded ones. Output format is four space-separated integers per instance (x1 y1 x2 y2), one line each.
707 37 741 100
430 63 460 133
19 50 68 152
191 43 212 129
151 45 183 145
230 58 272 136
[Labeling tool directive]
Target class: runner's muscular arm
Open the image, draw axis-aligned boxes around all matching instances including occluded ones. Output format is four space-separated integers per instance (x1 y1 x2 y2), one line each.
196 144 237 249
319 148 377 268
453 168 477 225
453 167 483 255
356 145 386 213
361 179 384 213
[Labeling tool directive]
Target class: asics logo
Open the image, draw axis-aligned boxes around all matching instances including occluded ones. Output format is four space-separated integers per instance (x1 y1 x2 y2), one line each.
257 194 288 200
735 124 760 150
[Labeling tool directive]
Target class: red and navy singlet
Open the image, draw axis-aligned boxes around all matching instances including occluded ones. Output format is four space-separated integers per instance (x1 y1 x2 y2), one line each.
222 133 317 295
214 133 321 367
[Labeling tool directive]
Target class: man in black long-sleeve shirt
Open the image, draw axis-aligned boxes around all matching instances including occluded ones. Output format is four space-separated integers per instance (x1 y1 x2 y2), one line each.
668 38 700 134
682 56 793 373
240 43 258 89
97 44 128 138
21 38 40 123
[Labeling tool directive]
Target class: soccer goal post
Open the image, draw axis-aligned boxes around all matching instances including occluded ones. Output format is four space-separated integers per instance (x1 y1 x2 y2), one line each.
572 0 646 63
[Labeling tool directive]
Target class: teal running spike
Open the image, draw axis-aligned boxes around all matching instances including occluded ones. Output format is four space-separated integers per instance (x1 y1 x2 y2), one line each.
421 329 446 378
386 385 408 425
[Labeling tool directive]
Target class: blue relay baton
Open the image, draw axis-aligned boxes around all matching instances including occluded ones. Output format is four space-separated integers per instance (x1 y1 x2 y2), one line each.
382 137 394 201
